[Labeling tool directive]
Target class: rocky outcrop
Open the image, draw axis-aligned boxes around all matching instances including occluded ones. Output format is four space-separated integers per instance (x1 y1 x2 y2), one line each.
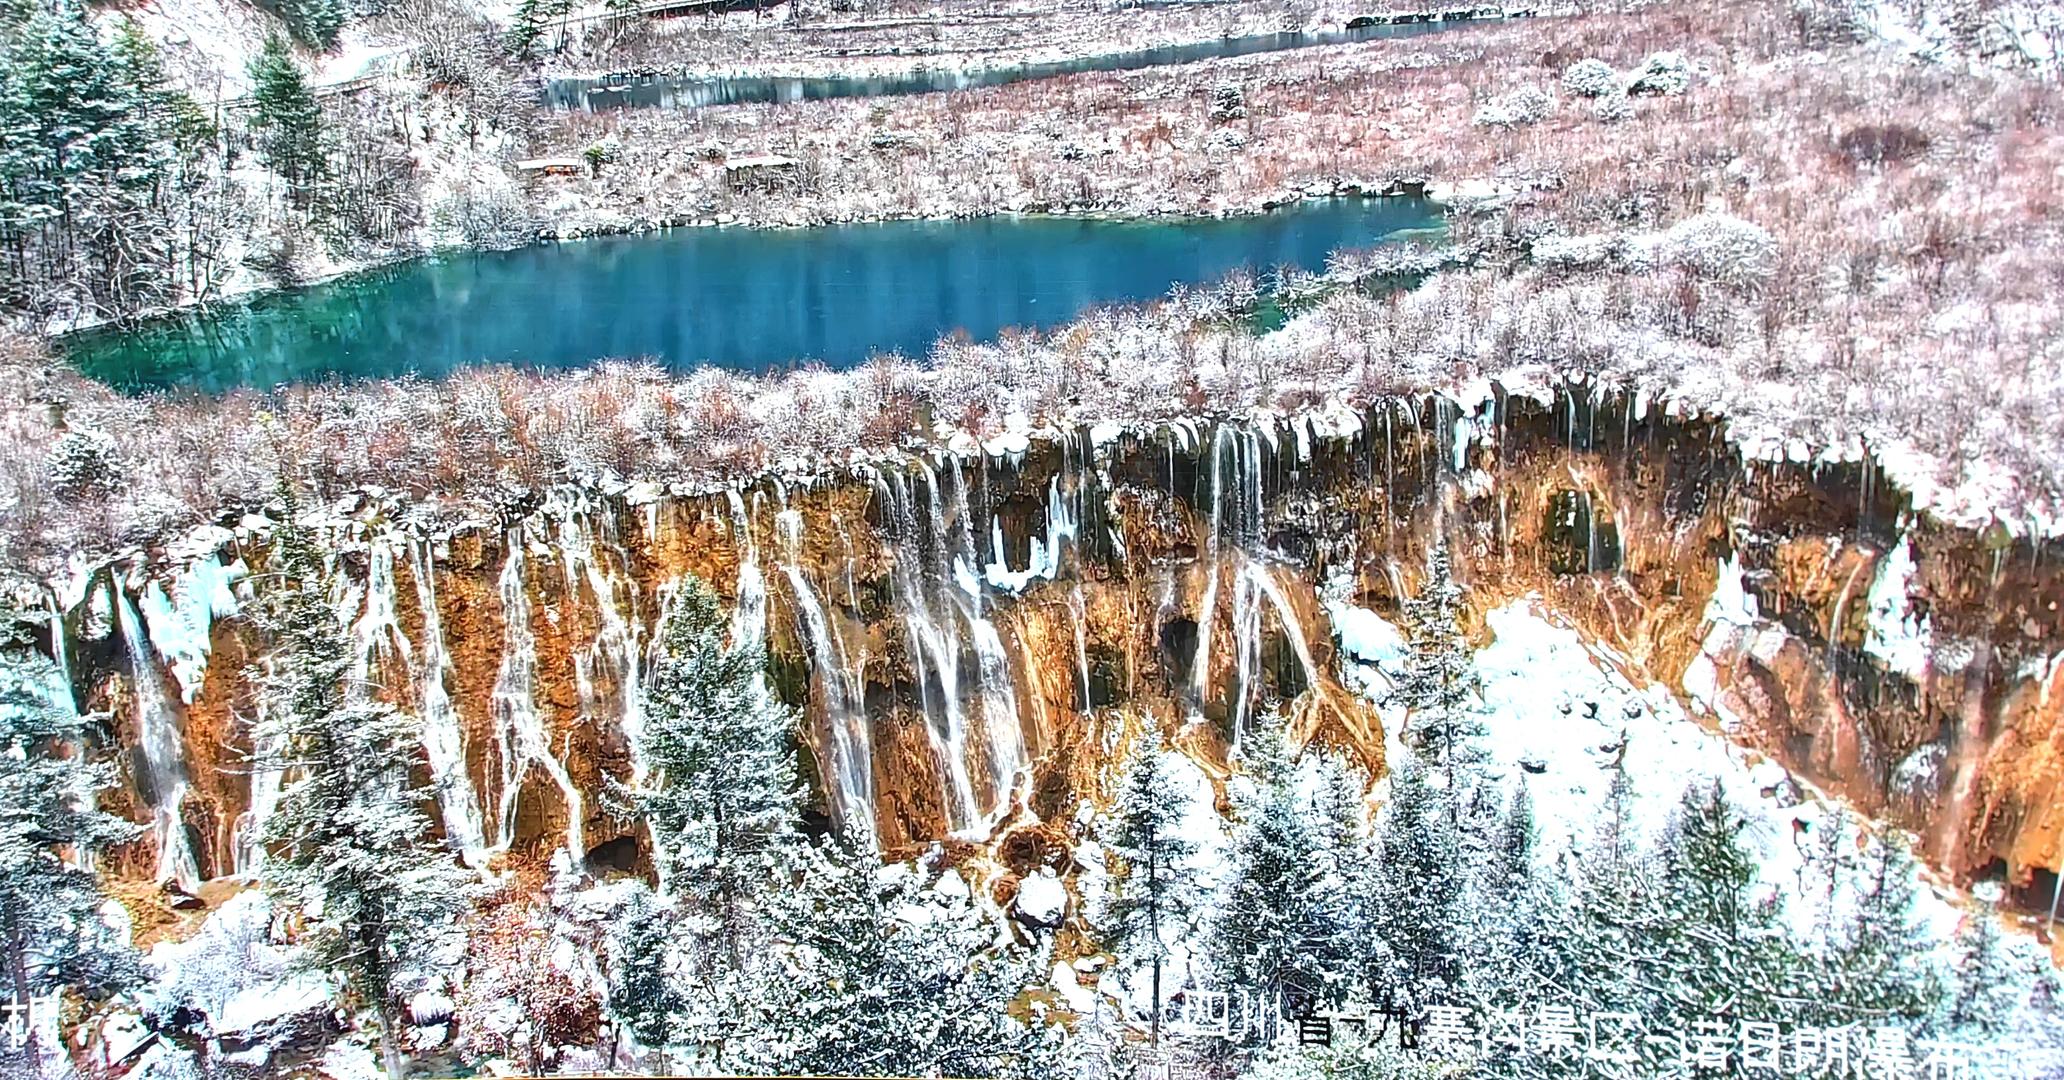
57 385 2064 915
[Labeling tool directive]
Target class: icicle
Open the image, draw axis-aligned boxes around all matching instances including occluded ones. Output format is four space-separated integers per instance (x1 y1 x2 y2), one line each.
407 537 489 866
115 583 200 892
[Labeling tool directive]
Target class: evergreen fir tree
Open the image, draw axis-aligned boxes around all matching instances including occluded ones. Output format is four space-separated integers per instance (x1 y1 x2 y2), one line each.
249 481 477 1080
740 822 1058 1078
247 35 327 209
0 600 141 1075
1211 718 1347 1025
1388 540 1484 808
1367 755 1460 1007
1098 728 1199 1041
605 882 690 1074
504 0 574 58
264 0 348 50
1828 829 1940 1024
618 573 801 965
1636 781 1813 1057
1941 886 2024 1037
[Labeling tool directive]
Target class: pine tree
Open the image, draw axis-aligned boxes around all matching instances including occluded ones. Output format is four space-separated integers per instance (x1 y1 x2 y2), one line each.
1367 755 1461 1007
249 482 477 1079
740 822 1058 1078
504 0 574 58
1828 829 1940 1024
0 600 141 1076
265 0 349 50
1098 728 1199 1041
1941 887 2024 1037
619 574 801 964
605 882 690 1074
247 35 327 210
1637 781 1813 1052
1388 540 1484 808
1211 718 1346 1025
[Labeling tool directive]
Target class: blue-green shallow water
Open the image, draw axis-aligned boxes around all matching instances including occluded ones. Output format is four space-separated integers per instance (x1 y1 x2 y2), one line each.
66 197 1442 394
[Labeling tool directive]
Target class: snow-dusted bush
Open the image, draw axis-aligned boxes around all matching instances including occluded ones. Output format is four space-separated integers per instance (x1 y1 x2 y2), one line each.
1561 58 1619 98
1472 85 1555 129
1592 91 1634 123
1628 51 1693 95
44 429 119 499
1661 213 1777 286
1210 82 1246 122
1530 232 1617 271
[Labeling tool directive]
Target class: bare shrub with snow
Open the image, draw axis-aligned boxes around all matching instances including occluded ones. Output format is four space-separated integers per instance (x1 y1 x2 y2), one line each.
1660 213 1778 287
1471 84 1555 128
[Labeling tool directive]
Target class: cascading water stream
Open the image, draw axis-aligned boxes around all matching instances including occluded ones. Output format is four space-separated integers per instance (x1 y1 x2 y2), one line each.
114 583 200 891
406 537 490 865
774 504 876 828
553 495 645 778
489 529 586 862
885 465 982 833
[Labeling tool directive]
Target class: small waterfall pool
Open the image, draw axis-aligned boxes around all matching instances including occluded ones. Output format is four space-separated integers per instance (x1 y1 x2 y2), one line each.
546 17 1458 111
68 196 1444 394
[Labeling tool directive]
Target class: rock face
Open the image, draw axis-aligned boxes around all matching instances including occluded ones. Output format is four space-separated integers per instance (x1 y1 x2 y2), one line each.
57 385 2064 909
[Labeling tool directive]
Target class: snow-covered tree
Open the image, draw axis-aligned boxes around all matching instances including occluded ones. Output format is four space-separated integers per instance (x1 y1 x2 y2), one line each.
1097 728 1199 1041
1471 85 1555 128
1388 540 1484 800
1940 884 2025 1037
1367 756 1461 1008
1211 718 1351 1024
0 599 140 1075
247 36 327 209
249 483 477 1079
604 882 690 1074
1560 58 1619 98
1627 50 1692 95
1639 782 1811 1043
1827 828 1940 1024
616 573 801 963
739 822 1058 1078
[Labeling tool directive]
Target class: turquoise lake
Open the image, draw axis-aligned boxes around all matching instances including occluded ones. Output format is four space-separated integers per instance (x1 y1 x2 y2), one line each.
68 197 1442 393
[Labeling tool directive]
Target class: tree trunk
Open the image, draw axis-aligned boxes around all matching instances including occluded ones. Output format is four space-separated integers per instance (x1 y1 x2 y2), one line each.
377 1003 407 1079
1150 955 1163 1043
10 929 43 1079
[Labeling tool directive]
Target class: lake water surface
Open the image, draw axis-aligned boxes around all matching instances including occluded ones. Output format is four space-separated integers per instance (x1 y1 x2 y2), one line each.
68 198 1442 393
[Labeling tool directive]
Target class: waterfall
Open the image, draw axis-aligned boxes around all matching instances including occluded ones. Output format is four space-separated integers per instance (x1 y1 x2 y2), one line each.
553 495 645 775
406 537 489 865
489 530 586 861
885 465 982 833
237 689 282 880
114 584 200 891
726 489 768 652
348 540 410 701
775 505 876 829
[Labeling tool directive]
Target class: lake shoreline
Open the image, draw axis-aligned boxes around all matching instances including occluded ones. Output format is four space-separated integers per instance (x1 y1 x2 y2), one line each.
53 182 1449 359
